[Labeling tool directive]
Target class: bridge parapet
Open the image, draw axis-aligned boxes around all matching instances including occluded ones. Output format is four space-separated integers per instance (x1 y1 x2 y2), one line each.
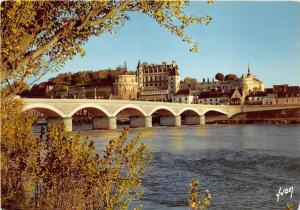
22 98 300 131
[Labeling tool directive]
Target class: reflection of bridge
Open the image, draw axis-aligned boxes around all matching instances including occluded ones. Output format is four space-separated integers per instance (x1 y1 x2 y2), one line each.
23 98 300 131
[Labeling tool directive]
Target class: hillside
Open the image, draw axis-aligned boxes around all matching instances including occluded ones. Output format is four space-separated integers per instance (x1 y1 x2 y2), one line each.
22 67 134 98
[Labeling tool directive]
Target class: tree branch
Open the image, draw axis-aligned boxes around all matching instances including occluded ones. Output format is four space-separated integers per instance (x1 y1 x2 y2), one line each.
15 21 77 75
89 0 130 28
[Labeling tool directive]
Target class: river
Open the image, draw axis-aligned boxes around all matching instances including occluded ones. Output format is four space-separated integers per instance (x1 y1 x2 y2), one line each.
75 125 300 209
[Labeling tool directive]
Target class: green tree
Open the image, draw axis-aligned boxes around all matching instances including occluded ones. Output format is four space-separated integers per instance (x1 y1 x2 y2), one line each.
215 73 224 81
225 74 238 81
1 0 212 97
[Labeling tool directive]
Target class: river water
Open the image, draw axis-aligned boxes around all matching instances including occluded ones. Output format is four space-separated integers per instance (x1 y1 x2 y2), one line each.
76 125 300 209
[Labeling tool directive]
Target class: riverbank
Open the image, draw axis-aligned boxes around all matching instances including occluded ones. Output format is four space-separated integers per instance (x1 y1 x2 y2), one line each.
208 119 300 125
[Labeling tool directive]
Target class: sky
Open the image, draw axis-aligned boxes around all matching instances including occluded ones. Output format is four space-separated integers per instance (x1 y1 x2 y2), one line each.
43 1 300 88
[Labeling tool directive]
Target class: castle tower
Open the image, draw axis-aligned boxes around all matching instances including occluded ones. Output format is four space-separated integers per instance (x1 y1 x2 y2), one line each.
168 61 180 100
136 59 144 90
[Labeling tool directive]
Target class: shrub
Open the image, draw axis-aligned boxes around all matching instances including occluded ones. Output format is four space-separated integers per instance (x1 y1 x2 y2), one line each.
188 179 211 210
1 99 151 209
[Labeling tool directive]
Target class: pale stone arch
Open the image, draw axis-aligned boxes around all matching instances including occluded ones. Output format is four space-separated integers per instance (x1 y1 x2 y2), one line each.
202 108 229 116
149 106 176 116
23 103 66 118
113 104 147 117
178 107 201 116
69 103 110 117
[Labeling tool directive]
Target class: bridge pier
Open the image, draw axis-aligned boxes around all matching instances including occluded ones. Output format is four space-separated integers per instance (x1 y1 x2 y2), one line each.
145 116 152 128
130 116 152 128
63 117 73 131
175 115 181 126
46 117 72 131
108 116 116 130
93 116 116 130
93 117 108 129
184 116 200 125
160 115 181 126
200 115 205 125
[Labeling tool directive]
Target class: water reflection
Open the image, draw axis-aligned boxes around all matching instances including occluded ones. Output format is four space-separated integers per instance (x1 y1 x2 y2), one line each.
170 128 184 151
195 125 208 137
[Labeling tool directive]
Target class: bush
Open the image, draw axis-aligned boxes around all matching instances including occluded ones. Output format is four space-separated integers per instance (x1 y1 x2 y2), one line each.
1 99 151 209
188 179 211 210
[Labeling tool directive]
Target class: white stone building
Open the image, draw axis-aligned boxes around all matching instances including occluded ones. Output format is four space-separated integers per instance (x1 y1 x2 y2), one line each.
172 89 194 104
136 60 180 101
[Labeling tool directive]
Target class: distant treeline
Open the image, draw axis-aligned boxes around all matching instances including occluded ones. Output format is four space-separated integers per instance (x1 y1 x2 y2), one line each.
22 67 134 98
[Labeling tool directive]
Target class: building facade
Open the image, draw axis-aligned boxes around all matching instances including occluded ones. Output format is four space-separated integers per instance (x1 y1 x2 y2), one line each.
113 74 138 100
195 66 265 96
136 60 180 101
172 89 194 104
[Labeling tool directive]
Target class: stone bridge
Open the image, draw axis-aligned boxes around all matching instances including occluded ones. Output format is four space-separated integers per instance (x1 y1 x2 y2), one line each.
22 98 300 131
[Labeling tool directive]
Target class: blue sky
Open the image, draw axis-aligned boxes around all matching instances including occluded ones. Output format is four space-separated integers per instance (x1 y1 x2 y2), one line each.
44 1 300 88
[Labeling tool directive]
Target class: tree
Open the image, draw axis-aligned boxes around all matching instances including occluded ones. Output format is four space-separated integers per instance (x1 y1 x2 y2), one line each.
1 99 151 209
184 77 198 84
215 73 224 81
225 74 238 81
1 0 213 97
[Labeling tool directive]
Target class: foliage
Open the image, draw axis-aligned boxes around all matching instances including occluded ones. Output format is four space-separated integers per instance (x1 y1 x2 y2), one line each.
1 99 151 209
1 0 213 97
1 99 37 209
224 74 238 81
48 69 127 86
215 73 224 81
286 202 294 210
184 77 198 84
188 179 211 210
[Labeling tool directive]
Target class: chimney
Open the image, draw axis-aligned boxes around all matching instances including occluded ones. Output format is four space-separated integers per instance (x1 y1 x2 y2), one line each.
172 60 176 67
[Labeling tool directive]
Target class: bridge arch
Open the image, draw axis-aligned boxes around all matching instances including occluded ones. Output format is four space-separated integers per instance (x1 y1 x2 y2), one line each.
113 104 146 117
69 104 110 117
23 103 66 118
149 106 176 116
203 109 229 124
202 108 229 116
178 107 201 116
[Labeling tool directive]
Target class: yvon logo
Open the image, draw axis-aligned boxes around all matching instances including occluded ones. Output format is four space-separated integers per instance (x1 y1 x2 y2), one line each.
276 186 293 202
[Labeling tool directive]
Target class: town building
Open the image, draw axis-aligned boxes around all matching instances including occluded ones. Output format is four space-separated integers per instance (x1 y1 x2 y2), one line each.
195 88 243 105
263 85 300 105
194 66 264 96
136 60 180 101
245 85 300 105
172 89 194 104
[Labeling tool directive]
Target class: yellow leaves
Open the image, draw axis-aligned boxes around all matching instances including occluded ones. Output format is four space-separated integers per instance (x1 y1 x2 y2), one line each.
2 105 151 210
79 48 86 57
188 179 212 210
204 16 212 25
155 10 165 22
207 0 214 5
